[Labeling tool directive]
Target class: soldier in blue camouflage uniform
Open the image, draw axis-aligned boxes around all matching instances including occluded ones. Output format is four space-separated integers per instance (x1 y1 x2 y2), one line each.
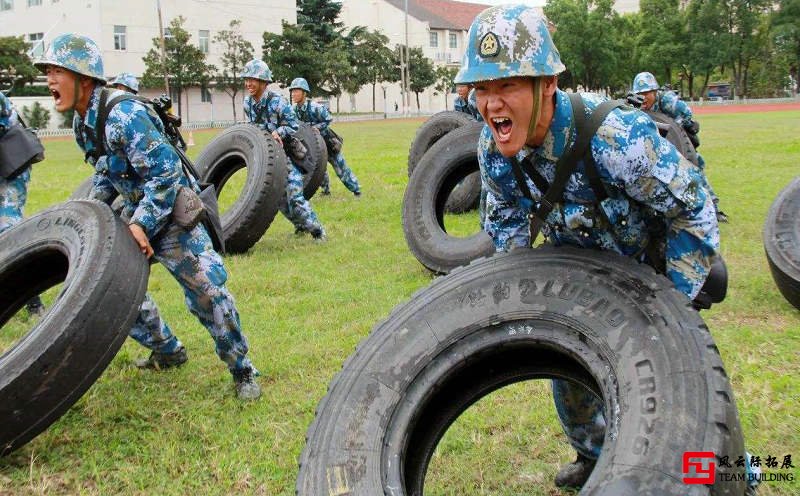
109 72 139 94
632 71 727 222
453 84 483 121
457 6 757 491
36 34 261 400
289 77 361 197
0 92 46 316
241 61 326 239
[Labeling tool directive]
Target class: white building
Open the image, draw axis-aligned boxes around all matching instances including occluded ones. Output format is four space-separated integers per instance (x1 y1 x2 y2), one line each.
1 0 295 127
338 0 492 114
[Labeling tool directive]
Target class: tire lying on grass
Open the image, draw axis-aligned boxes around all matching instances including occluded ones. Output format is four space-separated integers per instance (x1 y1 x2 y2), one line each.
195 123 288 254
0 200 149 456
763 176 800 310
645 110 699 167
296 246 746 496
295 123 326 200
403 122 494 274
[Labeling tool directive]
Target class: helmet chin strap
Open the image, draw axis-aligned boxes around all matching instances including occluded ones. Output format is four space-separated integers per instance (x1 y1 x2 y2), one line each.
526 77 544 143
71 77 81 112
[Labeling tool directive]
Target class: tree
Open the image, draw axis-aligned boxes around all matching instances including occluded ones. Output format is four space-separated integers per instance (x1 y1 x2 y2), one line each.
263 21 326 89
684 0 727 98
771 0 800 96
297 0 344 46
141 16 215 119
214 20 254 121
717 0 771 98
636 0 685 86
544 0 621 91
326 36 358 112
433 65 458 109
407 47 436 110
0 36 37 93
350 29 397 112
21 101 50 129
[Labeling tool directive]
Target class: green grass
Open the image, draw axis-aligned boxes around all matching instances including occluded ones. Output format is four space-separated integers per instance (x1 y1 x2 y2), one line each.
0 112 798 495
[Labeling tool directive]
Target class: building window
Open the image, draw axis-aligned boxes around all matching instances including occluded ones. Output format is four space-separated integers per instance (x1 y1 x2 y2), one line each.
201 85 212 103
164 28 173 42
198 30 209 54
27 0 41 6
429 31 438 48
114 25 127 51
1 0 13 11
449 33 457 49
28 32 44 58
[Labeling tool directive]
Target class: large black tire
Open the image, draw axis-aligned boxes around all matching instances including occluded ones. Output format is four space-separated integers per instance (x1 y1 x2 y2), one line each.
195 124 287 254
403 123 494 274
408 110 475 176
763 176 800 309
295 123 326 200
0 200 149 456
645 111 699 167
443 172 482 213
297 247 746 496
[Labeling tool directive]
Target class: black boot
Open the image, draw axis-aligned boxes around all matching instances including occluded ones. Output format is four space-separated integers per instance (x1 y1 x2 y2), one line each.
26 297 45 317
554 454 596 488
135 346 188 370
232 367 261 400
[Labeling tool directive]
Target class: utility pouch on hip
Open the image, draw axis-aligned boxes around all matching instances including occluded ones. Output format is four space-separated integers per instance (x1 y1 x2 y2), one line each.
172 185 205 229
0 125 45 179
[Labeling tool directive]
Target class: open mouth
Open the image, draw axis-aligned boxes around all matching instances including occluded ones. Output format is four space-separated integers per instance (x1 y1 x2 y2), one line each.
50 89 62 106
490 116 513 143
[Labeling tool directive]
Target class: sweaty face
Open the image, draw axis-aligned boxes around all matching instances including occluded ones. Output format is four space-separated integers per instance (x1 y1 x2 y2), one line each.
46 66 79 112
474 77 534 158
640 90 657 110
244 78 267 99
455 84 470 99
290 89 306 104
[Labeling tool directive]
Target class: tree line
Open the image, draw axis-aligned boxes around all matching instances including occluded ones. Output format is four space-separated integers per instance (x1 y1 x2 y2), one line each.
544 0 799 99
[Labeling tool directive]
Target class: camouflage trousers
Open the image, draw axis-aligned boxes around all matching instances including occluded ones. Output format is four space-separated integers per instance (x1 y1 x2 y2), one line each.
321 151 361 194
553 380 760 486
281 162 324 234
0 167 30 234
129 222 255 374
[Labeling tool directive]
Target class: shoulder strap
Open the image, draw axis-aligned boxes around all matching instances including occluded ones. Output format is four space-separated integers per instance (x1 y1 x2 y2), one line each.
92 89 199 181
92 89 153 158
509 93 627 245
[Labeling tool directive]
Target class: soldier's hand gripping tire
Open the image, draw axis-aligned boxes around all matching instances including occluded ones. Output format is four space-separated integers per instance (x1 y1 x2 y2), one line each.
297 247 747 495
195 123 287 254
295 122 326 200
403 122 494 274
764 176 800 310
0 200 149 456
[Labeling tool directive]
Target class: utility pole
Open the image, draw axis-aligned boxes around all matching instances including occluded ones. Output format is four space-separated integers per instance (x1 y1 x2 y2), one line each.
156 0 170 94
404 0 410 115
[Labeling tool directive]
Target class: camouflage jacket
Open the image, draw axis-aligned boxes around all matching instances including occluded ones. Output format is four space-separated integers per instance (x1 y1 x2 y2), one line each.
243 90 298 139
293 99 332 134
0 92 18 137
74 85 193 239
480 89 719 299
652 90 694 127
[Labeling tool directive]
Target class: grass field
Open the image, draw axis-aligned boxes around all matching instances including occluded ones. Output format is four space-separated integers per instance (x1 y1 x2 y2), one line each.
0 110 798 495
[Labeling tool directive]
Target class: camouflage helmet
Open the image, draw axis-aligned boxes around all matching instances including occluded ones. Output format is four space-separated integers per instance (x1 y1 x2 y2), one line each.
454 5 565 84
109 72 139 93
289 77 310 93
240 59 273 82
633 72 659 93
34 33 106 82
